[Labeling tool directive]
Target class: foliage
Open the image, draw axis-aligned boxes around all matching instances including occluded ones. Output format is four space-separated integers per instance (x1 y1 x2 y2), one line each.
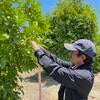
93 34 100 72
0 0 49 99
44 0 98 61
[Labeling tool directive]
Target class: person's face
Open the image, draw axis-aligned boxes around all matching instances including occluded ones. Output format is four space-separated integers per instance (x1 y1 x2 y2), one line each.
70 51 86 65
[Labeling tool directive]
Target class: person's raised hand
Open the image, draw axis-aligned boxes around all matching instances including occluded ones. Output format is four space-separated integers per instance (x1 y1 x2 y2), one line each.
30 41 41 50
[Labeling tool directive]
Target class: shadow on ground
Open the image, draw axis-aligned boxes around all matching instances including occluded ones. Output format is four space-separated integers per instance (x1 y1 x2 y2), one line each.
24 71 59 87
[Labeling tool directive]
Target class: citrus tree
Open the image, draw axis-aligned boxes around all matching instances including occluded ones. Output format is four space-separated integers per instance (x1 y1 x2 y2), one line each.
44 0 98 60
0 0 49 99
93 34 100 71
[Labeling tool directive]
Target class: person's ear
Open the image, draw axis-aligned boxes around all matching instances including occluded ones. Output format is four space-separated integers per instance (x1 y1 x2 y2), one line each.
82 55 86 61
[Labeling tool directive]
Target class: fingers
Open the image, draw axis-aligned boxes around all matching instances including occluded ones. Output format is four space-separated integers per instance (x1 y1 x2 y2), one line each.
30 40 41 50
31 41 36 48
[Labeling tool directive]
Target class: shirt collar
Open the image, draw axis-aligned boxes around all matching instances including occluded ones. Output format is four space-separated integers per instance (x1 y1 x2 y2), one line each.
77 63 92 71
71 63 92 71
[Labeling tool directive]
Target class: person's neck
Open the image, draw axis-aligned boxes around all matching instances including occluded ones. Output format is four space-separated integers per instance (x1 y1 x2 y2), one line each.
76 62 84 67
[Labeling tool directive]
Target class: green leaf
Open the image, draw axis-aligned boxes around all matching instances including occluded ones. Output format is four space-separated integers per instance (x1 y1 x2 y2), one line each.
0 57 6 69
0 34 9 41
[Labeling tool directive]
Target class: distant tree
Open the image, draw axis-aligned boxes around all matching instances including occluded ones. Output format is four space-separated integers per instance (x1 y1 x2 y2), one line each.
44 0 98 60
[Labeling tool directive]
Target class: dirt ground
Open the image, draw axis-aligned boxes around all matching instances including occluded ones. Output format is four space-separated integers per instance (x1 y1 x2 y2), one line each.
20 69 100 100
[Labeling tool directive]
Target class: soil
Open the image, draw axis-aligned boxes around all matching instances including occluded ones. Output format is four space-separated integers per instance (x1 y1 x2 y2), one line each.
19 69 100 100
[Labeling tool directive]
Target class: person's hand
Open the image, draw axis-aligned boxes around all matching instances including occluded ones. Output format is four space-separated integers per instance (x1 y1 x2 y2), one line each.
30 41 41 50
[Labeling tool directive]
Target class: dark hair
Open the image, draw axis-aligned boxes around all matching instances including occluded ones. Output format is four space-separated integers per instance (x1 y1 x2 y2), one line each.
77 50 93 64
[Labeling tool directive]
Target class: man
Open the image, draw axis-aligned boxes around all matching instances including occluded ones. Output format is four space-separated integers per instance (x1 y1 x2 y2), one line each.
31 39 96 100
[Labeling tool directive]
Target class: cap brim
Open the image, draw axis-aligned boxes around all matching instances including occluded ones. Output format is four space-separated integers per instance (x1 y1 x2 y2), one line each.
64 43 77 51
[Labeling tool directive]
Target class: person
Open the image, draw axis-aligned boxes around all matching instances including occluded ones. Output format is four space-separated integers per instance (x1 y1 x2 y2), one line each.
31 39 96 100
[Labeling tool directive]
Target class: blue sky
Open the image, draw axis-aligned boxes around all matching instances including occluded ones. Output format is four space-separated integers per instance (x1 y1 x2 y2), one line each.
37 0 100 33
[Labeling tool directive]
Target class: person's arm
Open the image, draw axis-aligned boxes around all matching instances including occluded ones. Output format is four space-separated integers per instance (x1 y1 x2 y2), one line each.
35 49 93 96
30 40 72 68
40 48 72 68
